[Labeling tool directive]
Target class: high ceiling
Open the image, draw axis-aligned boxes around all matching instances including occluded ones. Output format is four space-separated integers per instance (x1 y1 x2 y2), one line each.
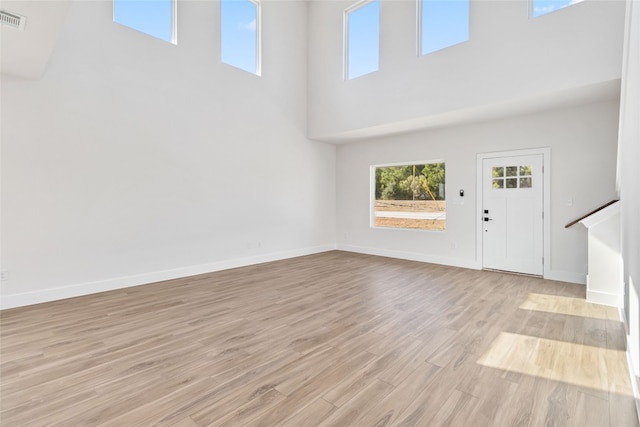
1 0 71 80
0 0 621 142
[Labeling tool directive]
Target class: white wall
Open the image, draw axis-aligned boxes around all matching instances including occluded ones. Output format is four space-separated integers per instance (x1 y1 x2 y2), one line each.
618 0 640 389
0 0 629 311
308 0 626 140
336 99 620 283
0 0 336 309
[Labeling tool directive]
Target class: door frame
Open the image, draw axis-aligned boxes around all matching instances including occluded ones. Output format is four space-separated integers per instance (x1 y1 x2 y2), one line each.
476 147 551 278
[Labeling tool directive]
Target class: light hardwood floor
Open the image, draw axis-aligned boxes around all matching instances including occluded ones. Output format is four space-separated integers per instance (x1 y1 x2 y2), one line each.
1 251 638 426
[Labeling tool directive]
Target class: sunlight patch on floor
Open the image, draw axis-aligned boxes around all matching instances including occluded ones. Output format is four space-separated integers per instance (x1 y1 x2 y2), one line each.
477 331 632 394
519 293 616 321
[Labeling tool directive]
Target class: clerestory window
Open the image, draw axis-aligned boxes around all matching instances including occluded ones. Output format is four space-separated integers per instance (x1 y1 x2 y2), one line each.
221 0 261 75
114 0 176 44
531 0 584 18
344 0 380 80
419 0 469 55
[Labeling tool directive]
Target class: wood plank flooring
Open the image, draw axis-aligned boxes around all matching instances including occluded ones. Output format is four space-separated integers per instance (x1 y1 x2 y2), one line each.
1 251 638 426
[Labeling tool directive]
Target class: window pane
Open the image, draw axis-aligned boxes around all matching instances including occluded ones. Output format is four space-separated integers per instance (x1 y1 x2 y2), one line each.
421 0 469 55
506 178 518 188
114 0 174 43
493 179 504 189
347 0 380 80
492 167 504 178
520 177 532 188
374 162 446 230
222 0 259 74
532 0 583 18
520 165 532 176
506 166 518 177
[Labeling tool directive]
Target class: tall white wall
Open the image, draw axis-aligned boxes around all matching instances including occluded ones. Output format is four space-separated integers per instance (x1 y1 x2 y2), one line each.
618 0 640 387
336 99 620 283
308 0 626 140
0 0 336 309
0 0 629 310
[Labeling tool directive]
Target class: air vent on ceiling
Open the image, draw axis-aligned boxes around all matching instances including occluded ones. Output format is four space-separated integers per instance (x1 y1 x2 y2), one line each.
0 10 27 31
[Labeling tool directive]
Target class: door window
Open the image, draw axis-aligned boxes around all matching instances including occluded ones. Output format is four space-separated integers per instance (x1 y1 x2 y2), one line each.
492 165 532 189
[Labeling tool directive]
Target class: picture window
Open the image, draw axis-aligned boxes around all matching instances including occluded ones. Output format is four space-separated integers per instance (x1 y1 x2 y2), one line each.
373 162 446 231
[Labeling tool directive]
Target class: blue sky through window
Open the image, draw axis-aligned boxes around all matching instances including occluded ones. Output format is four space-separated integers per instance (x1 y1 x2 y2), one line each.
347 0 379 80
421 0 469 55
114 0 173 43
532 0 581 18
221 0 259 75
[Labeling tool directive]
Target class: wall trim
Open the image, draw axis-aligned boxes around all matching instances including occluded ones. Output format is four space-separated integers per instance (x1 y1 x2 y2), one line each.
337 243 482 270
620 306 640 423
339 244 587 285
0 245 336 310
545 270 586 285
587 288 622 307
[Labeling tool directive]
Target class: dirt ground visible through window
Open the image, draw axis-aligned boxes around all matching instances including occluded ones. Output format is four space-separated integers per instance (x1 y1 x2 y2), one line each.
374 200 446 231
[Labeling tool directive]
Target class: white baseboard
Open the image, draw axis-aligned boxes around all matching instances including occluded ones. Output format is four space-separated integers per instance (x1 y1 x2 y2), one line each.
338 245 590 285
584 275 624 307
629 347 640 424
620 307 640 423
586 289 621 307
336 244 481 270
544 270 586 285
0 245 336 310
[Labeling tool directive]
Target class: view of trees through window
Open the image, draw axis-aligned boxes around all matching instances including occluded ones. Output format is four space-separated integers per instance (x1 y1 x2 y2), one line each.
374 163 446 230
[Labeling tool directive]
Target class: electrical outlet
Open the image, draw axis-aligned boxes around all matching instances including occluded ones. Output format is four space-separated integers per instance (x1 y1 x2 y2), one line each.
0 270 8 281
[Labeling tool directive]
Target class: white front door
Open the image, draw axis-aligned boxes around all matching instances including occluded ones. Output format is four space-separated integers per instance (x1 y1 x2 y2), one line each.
482 154 544 275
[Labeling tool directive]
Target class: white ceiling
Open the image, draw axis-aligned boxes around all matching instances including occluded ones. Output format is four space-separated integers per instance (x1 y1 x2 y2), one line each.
1 0 71 80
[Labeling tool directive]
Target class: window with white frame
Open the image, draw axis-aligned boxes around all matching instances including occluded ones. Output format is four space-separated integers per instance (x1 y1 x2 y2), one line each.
531 0 584 18
221 0 261 75
373 162 446 231
419 0 469 55
344 0 380 80
114 0 176 44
